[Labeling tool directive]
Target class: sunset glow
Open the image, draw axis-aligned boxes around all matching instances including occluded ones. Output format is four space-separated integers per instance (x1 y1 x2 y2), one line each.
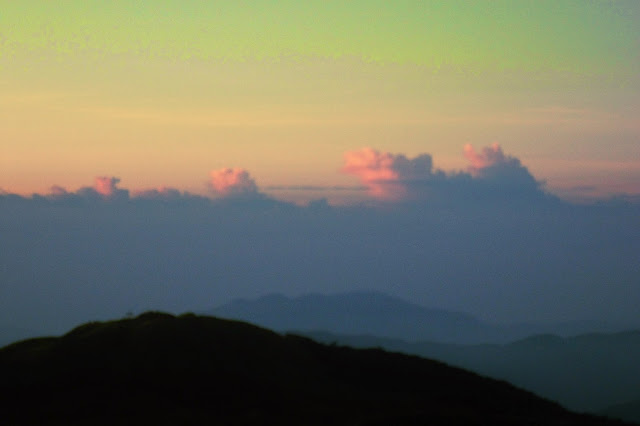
1 1 638 203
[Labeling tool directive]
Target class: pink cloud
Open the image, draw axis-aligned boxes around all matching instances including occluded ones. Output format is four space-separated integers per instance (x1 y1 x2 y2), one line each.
94 176 121 197
343 144 543 202
463 143 540 192
209 168 258 197
342 148 434 200
342 148 400 182
463 143 508 176
342 148 403 200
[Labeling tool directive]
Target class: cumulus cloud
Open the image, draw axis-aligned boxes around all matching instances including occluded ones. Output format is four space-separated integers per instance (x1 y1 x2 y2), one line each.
343 144 546 203
71 176 131 201
342 148 436 200
463 143 534 181
37 177 131 202
464 143 509 173
463 143 542 195
209 168 259 198
94 176 121 197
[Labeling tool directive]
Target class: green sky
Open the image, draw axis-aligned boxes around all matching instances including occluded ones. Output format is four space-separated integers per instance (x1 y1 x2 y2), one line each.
3 1 639 72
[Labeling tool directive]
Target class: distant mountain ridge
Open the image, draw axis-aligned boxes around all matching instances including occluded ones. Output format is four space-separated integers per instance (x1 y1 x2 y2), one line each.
2 291 634 347
209 291 489 343
0 312 633 425
208 291 634 344
302 329 640 415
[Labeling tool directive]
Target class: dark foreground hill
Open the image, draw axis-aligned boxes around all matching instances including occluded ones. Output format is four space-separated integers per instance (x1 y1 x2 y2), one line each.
0 313 634 426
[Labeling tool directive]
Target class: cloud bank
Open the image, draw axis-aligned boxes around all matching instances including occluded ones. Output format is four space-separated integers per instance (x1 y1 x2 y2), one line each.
30 169 263 206
342 148 435 200
463 143 542 194
343 144 546 203
0 146 638 336
209 168 259 198
93 176 123 197
464 143 508 172
7 144 572 207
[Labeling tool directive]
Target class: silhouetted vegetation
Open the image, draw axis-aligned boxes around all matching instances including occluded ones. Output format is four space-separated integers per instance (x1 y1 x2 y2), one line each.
0 312 635 425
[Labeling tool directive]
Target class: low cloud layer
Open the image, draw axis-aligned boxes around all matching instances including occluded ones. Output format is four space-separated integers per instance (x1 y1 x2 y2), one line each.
463 143 541 194
2 145 567 207
93 176 122 197
43 176 131 202
28 169 263 205
0 149 638 337
464 143 508 173
209 168 259 198
343 144 545 203
342 148 435 200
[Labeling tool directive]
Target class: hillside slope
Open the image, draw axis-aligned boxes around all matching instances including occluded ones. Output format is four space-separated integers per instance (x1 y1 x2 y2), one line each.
0 312 634 425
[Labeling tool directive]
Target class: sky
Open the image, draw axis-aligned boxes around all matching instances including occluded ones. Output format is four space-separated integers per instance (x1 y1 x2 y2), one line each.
1 0 639 203
1 2 639 335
